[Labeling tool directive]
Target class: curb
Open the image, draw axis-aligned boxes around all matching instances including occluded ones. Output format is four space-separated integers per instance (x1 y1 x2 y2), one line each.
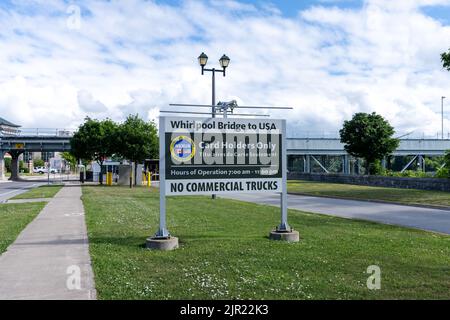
288 192 450 212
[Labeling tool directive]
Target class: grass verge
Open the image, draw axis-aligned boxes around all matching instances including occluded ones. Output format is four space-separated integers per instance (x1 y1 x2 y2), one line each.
11 185 63 200
83 186 450 300
0 202 46 254
288 180 450 207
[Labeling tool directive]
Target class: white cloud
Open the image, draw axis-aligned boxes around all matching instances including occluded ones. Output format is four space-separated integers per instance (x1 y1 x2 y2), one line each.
77 90 107 113
0 0 449 137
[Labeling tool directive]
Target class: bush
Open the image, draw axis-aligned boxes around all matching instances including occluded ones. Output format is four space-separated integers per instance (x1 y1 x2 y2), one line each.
368 160 384 176
4 158 11 172
435 167 449 179
33 159 45 167
382 170 432 178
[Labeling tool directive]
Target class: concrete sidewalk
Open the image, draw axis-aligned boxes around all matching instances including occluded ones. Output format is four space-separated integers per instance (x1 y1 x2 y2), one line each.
0 185 96 300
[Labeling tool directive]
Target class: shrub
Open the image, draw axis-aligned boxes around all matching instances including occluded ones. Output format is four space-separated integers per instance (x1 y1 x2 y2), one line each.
435 167 449 179
4 158 11 172
33 159 45 167
382 170 432 178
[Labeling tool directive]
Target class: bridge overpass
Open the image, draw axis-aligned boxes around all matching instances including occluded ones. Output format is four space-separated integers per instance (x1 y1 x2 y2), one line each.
1 128 450 179
287 137 450 174
0 129 72 181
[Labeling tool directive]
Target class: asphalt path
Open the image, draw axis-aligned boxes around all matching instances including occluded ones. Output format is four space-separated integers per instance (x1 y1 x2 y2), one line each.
0 181 45 202
223 193 450 235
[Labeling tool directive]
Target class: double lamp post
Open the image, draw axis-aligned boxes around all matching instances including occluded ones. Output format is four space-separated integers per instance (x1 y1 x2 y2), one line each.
198 52 230 199
197 52 230 118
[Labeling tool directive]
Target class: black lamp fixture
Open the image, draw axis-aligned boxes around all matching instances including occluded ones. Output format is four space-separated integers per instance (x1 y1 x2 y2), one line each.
198 52 230 76
198 52 208 74
219 54 230 70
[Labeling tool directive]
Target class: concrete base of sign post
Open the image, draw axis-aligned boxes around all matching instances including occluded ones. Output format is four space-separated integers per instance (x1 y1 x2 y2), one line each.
146 236 179 251
269 230 300 242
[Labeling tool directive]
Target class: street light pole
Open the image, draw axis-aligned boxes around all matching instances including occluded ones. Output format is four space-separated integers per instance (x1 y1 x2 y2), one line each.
442 96 446 139
212 68 216 117
198 53 230 199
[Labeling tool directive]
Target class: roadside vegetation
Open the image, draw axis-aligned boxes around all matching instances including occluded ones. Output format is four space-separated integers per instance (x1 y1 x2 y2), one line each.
288 180 450 207
83 186 449 300
70 115 158 185
11 185 63 200
0 203 46 254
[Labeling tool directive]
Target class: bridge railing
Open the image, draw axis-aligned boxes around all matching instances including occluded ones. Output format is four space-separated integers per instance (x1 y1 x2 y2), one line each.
288 130 450 140
13 128 75 137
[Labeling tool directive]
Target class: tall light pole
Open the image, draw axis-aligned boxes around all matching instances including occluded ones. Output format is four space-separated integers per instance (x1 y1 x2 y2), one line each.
442 96 446 139
198 52 231 118
198 53 230 200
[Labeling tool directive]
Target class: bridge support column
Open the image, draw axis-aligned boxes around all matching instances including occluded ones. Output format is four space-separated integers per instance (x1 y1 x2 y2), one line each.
343 155 350 174
305 155 311 173
0 152 5 180
8 150 23 181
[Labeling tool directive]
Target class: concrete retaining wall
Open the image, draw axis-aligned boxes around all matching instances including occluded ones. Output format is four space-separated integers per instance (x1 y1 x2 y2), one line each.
288 173 450 192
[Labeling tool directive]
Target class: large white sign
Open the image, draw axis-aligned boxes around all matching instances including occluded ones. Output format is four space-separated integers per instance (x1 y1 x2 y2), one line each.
161 117 285 196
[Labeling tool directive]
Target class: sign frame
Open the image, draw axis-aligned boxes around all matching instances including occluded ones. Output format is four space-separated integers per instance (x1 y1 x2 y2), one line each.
154 116 291 239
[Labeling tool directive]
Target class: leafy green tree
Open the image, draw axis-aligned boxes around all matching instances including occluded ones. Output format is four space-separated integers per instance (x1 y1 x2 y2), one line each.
117 115 158 186
340 112 400 175
61 152 77 171
33 159 45 168
445 150 450 166
70 117 119 184
441 150 450 178
4 157 11 173
442 49 450 71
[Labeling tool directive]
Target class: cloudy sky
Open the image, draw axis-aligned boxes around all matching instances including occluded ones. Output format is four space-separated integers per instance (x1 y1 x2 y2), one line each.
1 0 450 137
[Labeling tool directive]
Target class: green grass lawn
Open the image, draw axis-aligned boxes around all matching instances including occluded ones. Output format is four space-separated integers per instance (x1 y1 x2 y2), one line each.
82 186 450 300
0 203 46 254
288 180 450 207
11 185 63 200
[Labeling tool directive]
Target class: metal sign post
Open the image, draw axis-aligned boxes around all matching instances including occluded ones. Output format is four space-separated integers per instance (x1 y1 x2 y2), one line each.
156 119 169 238
278 120 290 232
268 121 298 243
146 118 178 251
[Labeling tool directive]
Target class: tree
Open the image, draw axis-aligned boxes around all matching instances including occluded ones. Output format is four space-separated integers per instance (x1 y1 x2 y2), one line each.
4 157 11 173
442 49 450 71
117 115 158 186
70 117 118 184
33 159 45 168
61 152 77 171
340 112 400 175
445 150 450 166
435 150 450 178
444 150 450 177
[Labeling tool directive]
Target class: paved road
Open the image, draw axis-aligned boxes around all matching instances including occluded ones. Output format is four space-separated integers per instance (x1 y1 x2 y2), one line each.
0 184 96 299
0 180 45 202
223 193 450 235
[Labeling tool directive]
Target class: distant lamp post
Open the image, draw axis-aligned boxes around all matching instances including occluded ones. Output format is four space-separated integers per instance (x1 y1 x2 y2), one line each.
197 52 231 118
442 96 446 139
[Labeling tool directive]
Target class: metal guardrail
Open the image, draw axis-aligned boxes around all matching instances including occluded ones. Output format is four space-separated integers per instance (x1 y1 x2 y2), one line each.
287 131 450 140
3 128 449 140
2 128 75 137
